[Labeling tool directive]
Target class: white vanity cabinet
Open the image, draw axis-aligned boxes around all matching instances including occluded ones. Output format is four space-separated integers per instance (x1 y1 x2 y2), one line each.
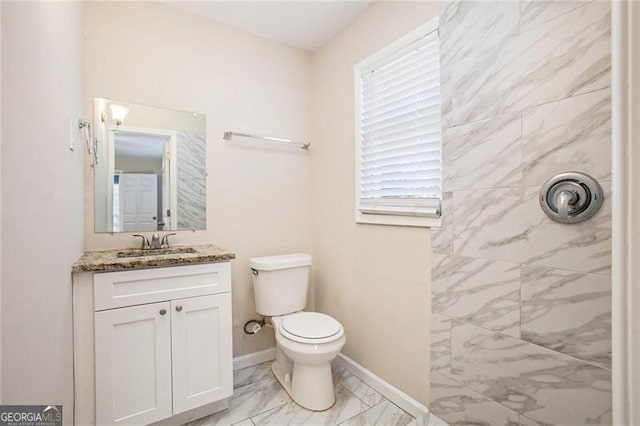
95 301 173 425
73 261 233 426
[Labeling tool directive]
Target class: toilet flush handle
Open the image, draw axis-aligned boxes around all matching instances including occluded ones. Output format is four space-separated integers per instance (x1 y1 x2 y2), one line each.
251 268 259 276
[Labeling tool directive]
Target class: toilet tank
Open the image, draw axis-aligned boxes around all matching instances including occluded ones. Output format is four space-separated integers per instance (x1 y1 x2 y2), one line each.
249 253 311 316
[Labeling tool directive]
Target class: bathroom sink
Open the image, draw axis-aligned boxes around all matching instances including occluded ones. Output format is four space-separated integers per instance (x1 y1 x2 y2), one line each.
116 247 198 258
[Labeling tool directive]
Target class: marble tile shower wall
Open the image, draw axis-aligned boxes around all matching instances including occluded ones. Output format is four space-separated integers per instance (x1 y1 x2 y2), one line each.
430 1 611 425
177 131 206 230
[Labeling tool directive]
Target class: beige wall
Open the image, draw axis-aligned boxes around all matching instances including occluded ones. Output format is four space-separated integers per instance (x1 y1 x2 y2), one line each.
106 100 205 133
83 2 314 356
1 2 85 419
311 2 444 406
0 0 445 413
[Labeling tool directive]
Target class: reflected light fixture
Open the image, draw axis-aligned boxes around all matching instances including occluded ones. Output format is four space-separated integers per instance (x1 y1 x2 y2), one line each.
103 104 129 131
110 104 129 129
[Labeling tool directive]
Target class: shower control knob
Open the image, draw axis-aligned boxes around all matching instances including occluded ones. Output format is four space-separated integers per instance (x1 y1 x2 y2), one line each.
539 172 603 224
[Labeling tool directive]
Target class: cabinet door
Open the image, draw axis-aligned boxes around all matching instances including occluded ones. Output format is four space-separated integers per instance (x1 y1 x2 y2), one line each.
171 293 233 414
95 302 172 425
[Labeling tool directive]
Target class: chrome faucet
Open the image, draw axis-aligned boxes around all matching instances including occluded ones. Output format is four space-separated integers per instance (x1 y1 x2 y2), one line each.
133 233 177 250
150 233 161 249
132 234 151 250
161 233 177 249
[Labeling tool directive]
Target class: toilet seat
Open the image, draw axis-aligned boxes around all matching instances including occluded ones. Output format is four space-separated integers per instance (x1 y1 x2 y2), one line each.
278 312 344 344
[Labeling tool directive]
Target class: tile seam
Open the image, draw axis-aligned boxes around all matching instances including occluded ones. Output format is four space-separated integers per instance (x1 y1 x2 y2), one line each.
444 315 612 371
434 252 612 278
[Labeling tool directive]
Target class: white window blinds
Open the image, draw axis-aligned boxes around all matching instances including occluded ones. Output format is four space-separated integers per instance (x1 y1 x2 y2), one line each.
356 27 442 219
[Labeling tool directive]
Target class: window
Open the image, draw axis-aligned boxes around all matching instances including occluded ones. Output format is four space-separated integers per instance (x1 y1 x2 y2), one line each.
354 17 442 227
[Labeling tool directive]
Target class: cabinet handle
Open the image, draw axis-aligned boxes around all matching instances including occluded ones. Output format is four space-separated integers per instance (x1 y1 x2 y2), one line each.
159 309 167 316
176 305 183 312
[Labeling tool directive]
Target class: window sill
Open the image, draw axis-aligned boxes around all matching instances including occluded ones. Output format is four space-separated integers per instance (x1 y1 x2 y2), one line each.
355 211 442 228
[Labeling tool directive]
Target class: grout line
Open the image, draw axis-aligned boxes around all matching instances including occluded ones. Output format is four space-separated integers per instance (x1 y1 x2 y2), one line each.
233 369 278 391
246 398 290 424
433 251 612 278
338 377 375 409
443 82 610 133
336 399 414 426
446 182 611 193
332 383 372 425
336 374 414 424
230 373 292 423
432 370 520 417
524 85 612 112
335 402 376 426
244 367 391 425
444 111 519 131
435 311 612 371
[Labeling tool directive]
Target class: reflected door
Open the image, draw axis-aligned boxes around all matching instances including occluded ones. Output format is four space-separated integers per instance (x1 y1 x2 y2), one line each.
120 174 158 231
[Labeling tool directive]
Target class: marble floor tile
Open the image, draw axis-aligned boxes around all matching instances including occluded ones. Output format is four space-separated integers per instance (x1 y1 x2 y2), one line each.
188 362 416 426
450 322 612 425
339 400 414 426
252 383 369 425
431 312 452 375
340 375 385 407
431 193 453 255
520 0 590 32
432 254 520 337
332 363 354 384
523 88 611 186
427 413 448 426
186 375 289 426
521 265 611 368
443 113 522 191
233 361 273 388
446 2 610 127
453 185 611 275
229 421 253 426
430 371 519 426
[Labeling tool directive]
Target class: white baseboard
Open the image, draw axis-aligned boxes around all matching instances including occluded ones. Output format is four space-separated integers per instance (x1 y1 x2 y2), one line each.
335 353 430 425
233 347 276 371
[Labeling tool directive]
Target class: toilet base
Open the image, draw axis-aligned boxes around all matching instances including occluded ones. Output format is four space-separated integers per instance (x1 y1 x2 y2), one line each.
272 356 336 412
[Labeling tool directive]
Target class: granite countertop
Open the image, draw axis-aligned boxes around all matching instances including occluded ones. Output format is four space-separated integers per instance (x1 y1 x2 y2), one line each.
72 244 235 273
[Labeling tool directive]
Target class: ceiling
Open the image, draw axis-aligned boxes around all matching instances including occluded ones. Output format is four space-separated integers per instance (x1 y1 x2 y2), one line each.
165 1 372 51
115 132 168 160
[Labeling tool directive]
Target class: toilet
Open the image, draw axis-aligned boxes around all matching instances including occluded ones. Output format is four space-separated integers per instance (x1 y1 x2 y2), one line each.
249 253 346 411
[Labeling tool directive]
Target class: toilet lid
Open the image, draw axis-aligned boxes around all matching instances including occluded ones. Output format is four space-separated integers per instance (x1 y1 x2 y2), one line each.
280 312 343 342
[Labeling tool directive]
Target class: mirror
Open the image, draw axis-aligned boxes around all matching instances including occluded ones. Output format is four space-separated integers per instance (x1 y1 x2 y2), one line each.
93 98 206 233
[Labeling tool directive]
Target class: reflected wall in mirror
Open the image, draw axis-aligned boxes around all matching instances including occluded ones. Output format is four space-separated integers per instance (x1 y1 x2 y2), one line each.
93 98 206 233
